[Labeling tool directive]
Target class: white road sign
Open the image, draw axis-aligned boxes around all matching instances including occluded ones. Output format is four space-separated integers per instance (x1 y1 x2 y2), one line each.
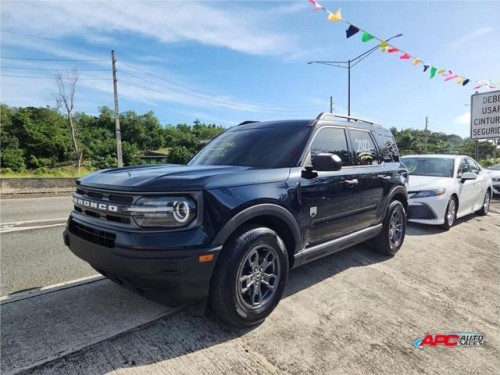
470 90 500 139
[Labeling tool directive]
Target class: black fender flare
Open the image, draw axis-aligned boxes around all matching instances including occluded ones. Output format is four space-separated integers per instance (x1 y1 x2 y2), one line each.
384 184 408 212
210 203 302 253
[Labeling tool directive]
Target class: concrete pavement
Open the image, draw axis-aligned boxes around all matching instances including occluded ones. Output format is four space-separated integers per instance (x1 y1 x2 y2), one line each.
2 201 499 375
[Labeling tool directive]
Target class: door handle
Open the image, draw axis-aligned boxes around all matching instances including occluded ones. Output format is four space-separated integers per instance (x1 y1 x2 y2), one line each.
377 175 392 181
344 179 359 185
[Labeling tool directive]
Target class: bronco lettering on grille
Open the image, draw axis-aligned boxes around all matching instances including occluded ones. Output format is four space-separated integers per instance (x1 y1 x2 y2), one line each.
73 197 118 212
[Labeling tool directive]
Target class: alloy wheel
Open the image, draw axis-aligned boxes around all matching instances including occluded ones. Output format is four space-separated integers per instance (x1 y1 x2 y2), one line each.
236 245 281 310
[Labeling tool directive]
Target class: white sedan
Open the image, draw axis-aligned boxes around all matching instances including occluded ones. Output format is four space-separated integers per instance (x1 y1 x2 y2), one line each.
401 155 492 229
486 163 500 195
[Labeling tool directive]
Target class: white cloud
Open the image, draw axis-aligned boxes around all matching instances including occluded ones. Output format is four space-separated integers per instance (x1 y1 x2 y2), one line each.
1 1 301 56
449 27 496 49
454 111 471 125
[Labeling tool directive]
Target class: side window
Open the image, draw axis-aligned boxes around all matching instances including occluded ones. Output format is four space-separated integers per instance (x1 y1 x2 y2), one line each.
466 158 480 174
310 127 351 167
380 134 400 162
349 129 378 166
457 159 470 177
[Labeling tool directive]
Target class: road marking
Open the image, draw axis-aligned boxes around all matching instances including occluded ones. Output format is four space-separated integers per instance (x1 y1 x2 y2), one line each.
1 275 104 304
0 222 67 233
1 217 68 226
0 218 68 233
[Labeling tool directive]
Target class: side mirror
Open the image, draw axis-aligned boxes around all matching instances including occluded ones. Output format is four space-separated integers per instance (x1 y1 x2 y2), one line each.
313 153 342 172
460 172 477 181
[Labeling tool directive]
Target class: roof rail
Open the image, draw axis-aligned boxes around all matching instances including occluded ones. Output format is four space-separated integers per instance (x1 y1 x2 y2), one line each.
316 112 375 126
238 120 259 126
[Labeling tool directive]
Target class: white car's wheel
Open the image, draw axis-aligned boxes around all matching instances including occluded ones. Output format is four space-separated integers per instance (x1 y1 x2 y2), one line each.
442 196 457 230
477 190 491 216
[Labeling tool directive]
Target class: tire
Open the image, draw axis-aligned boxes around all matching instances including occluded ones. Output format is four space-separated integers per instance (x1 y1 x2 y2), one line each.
441 196 457 230
371 200 406 256
209 226 289 327
477 190 491 216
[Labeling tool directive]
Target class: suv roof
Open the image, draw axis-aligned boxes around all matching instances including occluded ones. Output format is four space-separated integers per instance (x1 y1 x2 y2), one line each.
236 112 389 135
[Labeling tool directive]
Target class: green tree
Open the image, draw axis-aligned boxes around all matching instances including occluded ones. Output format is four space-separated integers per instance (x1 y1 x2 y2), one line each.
167 146 194 164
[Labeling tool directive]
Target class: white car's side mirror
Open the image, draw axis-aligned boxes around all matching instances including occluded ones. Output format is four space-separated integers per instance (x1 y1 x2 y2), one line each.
460 172 477 181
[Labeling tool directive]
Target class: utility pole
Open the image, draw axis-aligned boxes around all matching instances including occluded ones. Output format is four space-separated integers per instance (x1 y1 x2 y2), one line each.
424 116 429 153
111 50 123 168
329 96 334 113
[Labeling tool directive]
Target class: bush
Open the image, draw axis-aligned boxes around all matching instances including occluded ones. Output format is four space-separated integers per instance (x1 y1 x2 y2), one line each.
167 146 194 164
0 148 26 172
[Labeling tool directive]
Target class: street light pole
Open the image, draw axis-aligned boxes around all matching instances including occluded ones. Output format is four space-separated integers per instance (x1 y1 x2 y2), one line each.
308 33 403 117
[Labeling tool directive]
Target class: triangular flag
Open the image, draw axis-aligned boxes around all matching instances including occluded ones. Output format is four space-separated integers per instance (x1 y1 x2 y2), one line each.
328 9 342 21
438 69 445 75
387 47 399 53
462 79 470 86
400 53 411 60
308 0 324 11
430 67 437 79
361 32 374 42
445 74 458 82
423 65 430 72
456 77 465 85
412 58 422 66
379 41 388 49
345 25 360 38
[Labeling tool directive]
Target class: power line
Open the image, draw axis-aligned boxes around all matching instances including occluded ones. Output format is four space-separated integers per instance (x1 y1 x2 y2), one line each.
2 66 108 72
1 56 107 62
1 74 111 80
2 29 88 48
119 61 311 112
119 79 307 114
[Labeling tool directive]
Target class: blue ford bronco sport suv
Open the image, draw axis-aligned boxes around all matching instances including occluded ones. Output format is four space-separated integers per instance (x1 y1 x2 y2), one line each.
64 113 408 327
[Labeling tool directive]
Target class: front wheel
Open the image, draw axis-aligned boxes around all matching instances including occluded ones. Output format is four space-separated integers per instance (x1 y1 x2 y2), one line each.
371 200 406 256
442 196 457 230
209 226 289 327
477 190 491 216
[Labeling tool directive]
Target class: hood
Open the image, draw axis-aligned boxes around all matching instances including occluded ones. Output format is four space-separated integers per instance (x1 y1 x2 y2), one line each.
407 175 453 192
77 164 291 192
486 169 500 178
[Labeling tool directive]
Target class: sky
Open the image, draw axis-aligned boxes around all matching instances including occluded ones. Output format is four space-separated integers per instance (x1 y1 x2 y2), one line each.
1 0 499 138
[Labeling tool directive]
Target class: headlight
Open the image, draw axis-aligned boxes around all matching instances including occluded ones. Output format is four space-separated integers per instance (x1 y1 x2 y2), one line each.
411 188 446 198
128 196 197 227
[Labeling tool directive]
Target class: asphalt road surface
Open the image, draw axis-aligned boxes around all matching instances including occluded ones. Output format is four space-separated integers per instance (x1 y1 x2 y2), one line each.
1 195 74 223
1 196 499 375
1 195 97 296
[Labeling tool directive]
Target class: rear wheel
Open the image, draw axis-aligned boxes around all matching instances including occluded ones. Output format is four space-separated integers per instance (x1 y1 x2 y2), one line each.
371 200 406 256
209 226 289 327
442 196 457 230
477 190 491 216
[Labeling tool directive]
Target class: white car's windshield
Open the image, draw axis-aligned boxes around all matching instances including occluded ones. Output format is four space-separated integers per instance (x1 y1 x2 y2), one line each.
402 157 455 178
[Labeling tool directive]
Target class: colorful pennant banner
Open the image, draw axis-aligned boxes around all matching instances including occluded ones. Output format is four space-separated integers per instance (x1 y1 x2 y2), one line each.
307 0 497 90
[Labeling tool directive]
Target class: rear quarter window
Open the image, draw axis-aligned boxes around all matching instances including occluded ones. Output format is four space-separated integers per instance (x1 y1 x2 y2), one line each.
378 133 400 162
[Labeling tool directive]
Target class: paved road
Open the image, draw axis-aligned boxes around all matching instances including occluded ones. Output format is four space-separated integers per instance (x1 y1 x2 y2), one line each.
0 226 97 296
1 195 74 223
0 195 97 296
2 199 499 375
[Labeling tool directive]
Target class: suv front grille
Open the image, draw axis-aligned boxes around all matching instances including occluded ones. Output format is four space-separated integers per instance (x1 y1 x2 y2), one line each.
69 219 116 248
73 187 134 225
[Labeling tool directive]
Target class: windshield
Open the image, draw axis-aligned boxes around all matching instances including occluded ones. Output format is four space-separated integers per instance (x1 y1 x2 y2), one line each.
402 157 455 177
189 125 310 168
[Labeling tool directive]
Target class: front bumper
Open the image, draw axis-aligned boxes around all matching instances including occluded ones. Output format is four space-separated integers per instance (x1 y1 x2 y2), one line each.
407 194 449 225
492 182 500 195
63 214 221 307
